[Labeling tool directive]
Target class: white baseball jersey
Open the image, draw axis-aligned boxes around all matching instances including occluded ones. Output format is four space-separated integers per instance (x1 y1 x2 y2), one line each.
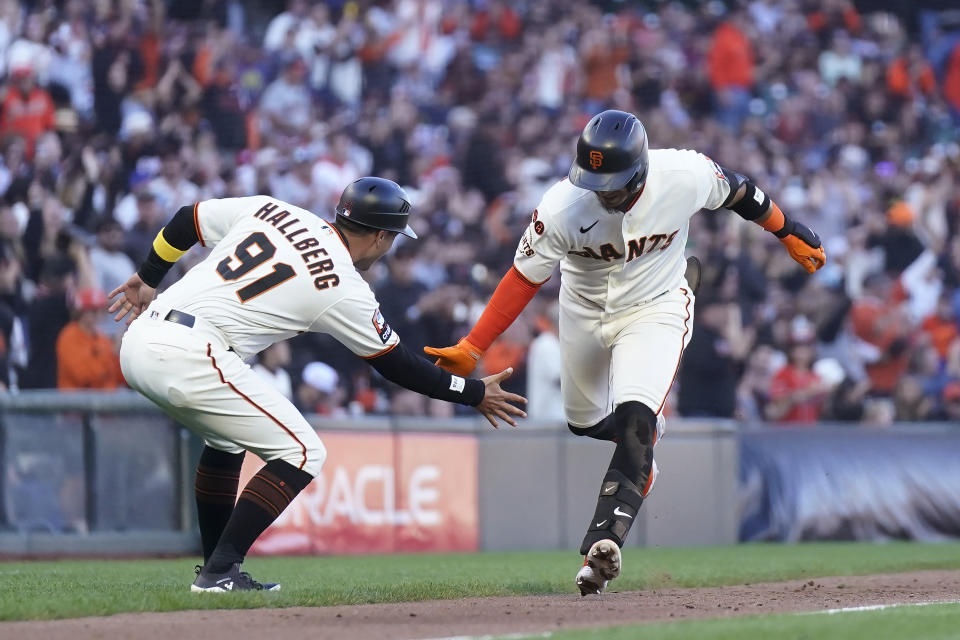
515 149 731 311
148 196 399 361
516 148 731 456
123 195 405 476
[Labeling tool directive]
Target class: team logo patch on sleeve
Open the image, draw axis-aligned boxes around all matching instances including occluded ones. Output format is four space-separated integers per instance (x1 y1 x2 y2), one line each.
531 209 544 234
372 308 392 344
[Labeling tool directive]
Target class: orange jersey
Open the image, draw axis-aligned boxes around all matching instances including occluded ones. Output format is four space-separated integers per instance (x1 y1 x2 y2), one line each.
57 322 124 390
0 86 54 157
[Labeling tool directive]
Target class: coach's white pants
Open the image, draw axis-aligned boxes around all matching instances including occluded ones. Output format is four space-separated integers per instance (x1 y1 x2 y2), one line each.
120 310 326 476
560 285 695 428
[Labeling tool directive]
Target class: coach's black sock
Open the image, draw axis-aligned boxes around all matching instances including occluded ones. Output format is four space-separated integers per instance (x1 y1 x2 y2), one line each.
194 446 245 563
205 459 313 574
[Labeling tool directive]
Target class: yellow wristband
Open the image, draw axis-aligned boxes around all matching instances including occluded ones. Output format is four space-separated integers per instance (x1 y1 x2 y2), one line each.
152 230 187 263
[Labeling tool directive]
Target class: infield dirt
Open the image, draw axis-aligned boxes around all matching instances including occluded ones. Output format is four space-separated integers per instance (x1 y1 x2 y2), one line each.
2 569 958 639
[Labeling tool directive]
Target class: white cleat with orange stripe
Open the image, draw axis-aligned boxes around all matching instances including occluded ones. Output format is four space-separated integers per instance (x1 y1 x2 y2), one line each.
576 539 622 596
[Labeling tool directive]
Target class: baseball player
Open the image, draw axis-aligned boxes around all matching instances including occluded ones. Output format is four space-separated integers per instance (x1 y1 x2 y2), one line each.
109 177 526 592
425 110 826 595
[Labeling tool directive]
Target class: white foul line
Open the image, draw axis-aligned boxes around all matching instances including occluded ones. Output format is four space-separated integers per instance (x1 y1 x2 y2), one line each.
807 600 960 615
421 633 552 640
423 600 960 639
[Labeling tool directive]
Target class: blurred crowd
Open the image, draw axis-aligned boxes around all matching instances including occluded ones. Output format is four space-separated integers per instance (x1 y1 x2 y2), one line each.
0 0 958 426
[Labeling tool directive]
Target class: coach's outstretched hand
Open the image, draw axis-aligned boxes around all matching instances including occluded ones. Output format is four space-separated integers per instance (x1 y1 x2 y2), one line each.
108 273 156 325
476 367 527 429
424 337 484 376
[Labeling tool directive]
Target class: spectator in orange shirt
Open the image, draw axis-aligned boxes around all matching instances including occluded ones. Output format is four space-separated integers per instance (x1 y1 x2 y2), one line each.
470 0 522 42
921 295 958 359
945 41 960 117
56 288 124 390
850 273 912 394
483 322 529 394
887 46 936 99
707 13 754 132
767 339 828 424
580 26 629 110
0 65 55 160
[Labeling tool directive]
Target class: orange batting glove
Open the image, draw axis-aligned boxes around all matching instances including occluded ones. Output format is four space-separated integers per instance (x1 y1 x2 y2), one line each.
778 220 826 274
423 338 485 376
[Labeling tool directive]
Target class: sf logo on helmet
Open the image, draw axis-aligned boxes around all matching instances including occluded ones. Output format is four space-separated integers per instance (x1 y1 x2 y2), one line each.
589 150 604 170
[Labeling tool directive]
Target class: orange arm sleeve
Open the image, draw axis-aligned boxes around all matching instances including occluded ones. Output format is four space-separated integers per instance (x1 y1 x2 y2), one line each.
465 266 542 351
758 202 786 233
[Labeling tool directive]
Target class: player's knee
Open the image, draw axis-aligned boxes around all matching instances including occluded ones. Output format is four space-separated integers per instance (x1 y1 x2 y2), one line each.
276 436 326 477
301 440 327 477
614 401 657 445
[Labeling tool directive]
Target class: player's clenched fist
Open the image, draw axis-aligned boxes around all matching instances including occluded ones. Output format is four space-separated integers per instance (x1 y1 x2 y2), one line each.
475 367 527 429
424 337 485 376
778 219 826 274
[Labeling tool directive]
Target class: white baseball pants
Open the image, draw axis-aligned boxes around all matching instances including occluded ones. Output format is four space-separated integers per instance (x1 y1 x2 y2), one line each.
560 285 695 429
119 309 326 476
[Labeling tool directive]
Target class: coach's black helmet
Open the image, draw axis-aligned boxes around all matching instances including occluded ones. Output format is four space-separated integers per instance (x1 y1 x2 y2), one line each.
568 110 649 193
335 177 417 238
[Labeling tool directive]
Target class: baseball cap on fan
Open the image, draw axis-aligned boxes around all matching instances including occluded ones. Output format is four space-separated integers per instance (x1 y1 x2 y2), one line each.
10 63 32 79
302 362 339 395
73 288 108 312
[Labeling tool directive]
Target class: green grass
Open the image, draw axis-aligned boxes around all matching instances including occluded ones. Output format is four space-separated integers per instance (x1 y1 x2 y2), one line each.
538 602 960 640
0 542 959 621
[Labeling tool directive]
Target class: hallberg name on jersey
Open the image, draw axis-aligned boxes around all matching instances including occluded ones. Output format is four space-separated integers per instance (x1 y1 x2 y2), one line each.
568 229 680 262
251 201 340 291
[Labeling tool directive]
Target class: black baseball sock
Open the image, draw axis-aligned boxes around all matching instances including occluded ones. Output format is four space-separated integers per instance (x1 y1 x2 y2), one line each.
194 446 245 563
579 402 656 555
205 459 313 574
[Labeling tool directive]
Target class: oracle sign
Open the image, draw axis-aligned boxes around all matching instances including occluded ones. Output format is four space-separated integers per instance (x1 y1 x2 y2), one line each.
239 432 478 554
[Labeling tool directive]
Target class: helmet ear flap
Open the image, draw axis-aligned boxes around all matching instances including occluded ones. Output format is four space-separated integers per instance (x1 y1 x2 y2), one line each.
624 165 648 194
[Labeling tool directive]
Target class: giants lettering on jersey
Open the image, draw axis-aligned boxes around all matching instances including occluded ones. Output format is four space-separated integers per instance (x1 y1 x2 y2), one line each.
567 229 680 262
520 227 535 257
252 201 340 290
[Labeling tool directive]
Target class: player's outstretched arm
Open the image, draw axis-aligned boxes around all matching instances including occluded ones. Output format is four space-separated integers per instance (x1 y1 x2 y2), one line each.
367 341 527 428
721 171 826 274
424 265 542 375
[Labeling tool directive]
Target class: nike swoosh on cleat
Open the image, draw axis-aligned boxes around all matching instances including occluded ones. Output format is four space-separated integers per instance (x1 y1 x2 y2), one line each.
579 220 599 233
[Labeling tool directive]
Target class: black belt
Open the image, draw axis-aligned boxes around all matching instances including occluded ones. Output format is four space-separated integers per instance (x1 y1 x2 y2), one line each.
164 309 195 328
163 309 236 353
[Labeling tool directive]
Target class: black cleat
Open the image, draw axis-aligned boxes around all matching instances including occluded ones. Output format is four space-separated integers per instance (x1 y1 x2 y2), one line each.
191 563 281 592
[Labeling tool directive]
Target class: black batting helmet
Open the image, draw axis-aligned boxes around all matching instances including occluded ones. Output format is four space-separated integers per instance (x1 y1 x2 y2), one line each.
335 177 417 238
568 110 649 192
